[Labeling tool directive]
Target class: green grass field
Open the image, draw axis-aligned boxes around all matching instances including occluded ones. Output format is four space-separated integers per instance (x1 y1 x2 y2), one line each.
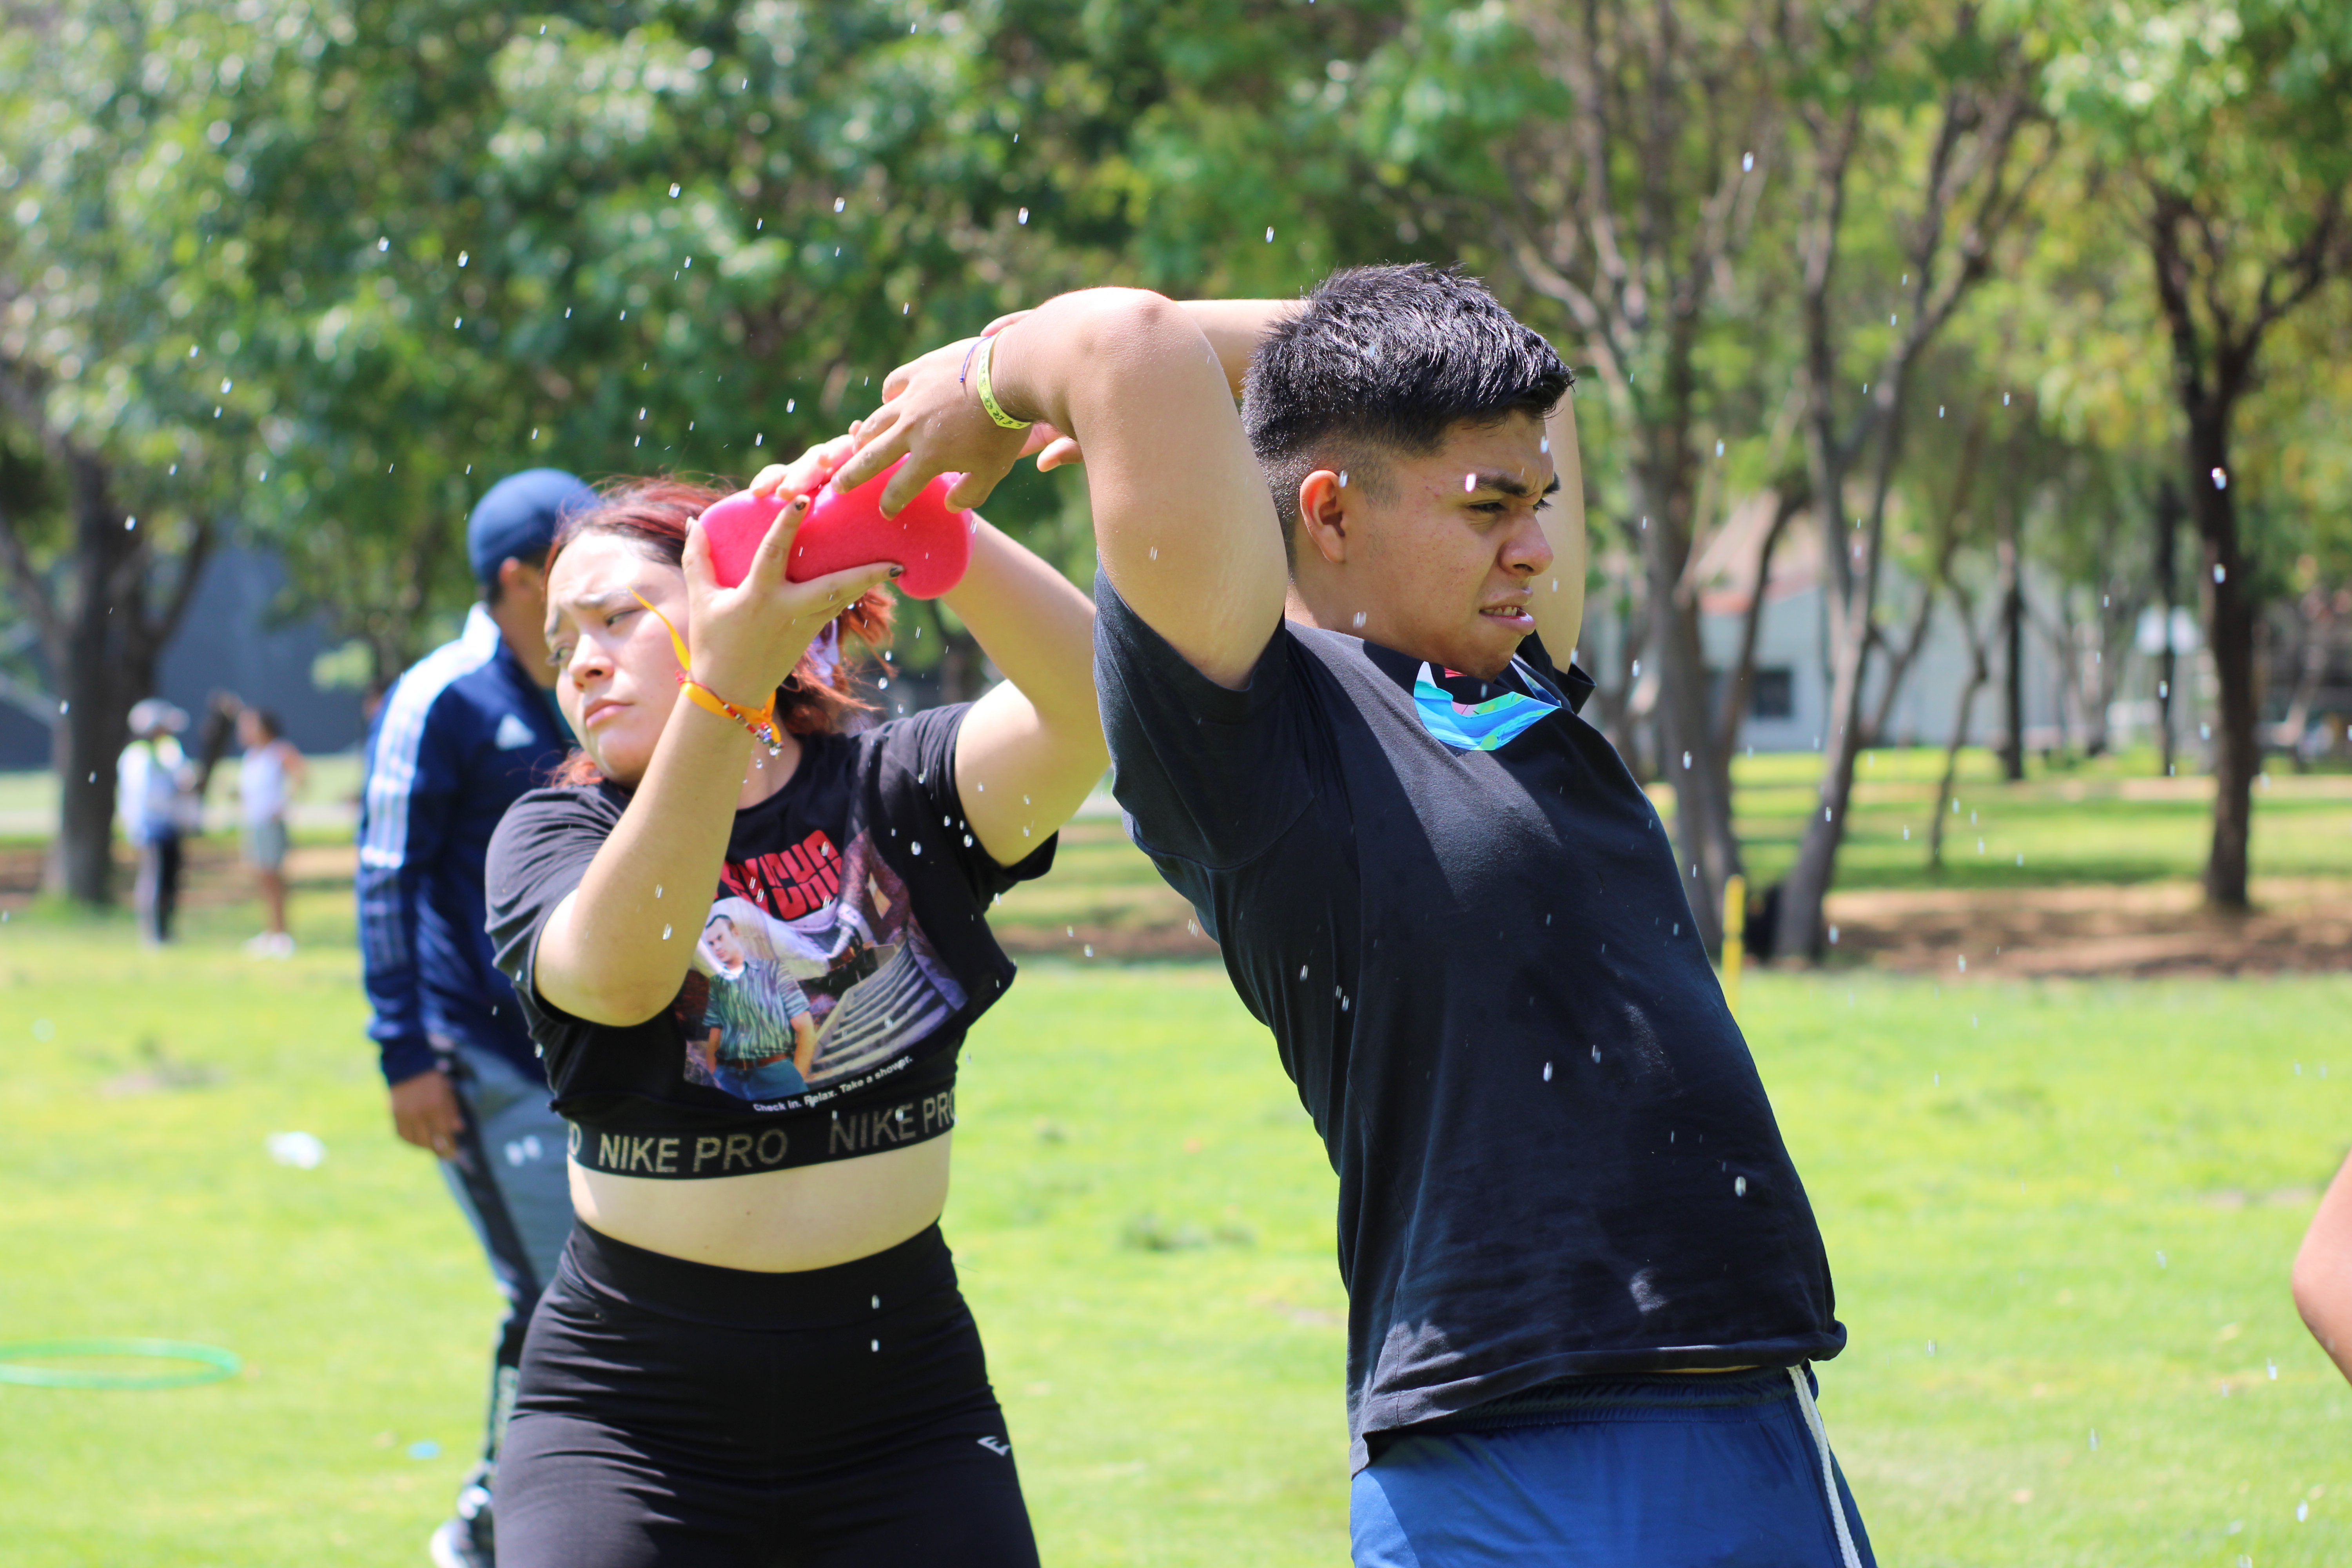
3 868 2348 1565
1715 745 2352 889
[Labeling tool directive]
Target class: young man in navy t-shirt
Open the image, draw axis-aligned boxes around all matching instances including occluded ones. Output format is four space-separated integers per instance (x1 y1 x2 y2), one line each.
835 267 1871 1565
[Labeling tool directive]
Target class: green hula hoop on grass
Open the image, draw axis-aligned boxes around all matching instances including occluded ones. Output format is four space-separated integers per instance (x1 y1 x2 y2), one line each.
0 1338 242 1390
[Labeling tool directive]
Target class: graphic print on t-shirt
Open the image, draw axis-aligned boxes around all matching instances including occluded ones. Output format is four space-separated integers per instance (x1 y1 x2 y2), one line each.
1412 660 1563 752
678 827 965 1107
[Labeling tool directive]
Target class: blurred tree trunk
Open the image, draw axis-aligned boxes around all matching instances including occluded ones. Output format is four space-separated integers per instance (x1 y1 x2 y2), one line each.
1770 10 2044 961
1715 487 1807 760
1864 415 1980 747
2154 478 2181 777
1492 0 1786 948
1928 577 1993 871
2145 186 2350 909
0 398 214 904
1996 491 2026 780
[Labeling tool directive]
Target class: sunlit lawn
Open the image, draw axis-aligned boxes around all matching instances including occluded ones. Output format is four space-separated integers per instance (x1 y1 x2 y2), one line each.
2 877 2348 1566
983 746 2352 951
1712 744 2352 889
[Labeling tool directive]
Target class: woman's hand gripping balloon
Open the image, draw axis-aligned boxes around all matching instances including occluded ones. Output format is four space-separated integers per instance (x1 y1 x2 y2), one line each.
744 433 861 510
678 489 900 718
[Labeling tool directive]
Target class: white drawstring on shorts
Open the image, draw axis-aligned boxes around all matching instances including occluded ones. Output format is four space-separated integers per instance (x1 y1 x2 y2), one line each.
1789 1365 1864 1568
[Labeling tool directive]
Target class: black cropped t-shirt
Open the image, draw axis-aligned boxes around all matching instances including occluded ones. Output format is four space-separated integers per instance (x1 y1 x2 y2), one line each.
485 703 1054 1179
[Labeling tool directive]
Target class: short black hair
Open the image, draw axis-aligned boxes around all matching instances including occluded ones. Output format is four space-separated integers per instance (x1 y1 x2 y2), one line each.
1243 264 1572 562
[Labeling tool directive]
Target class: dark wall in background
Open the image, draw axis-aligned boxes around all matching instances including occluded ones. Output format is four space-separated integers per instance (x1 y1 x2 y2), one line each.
0 699 48 771
0 547 366 772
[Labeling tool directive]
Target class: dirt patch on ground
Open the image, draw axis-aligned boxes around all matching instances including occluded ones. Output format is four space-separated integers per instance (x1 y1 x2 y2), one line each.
1818 878 2352 978
996 877 2352 975
7 833 2343 979
0 840 356 911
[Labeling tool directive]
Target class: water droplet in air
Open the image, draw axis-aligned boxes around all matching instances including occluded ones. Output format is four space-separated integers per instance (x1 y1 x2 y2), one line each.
1017 207 1029 224
2156 1250 2167 1267
1465 472 1476 492
1083 944 1093 958
1352 612 1366 628
661 924 672 940
2213 564 2226 583
1742 151 1754 171
654 885 662 897
2210 466 2227 490
1735 1176 1747 1196
1539 437 1549 453
1265 226 1274 242
835 197 846 212
377 237 388 251
912 842 923 855
1681 752 1690 769
1829 925 1839 944
1299 965 1308 980
1543 1062 1552 1081
457 250 468 267
1149 546 1158 560
1591 1044 1601 1063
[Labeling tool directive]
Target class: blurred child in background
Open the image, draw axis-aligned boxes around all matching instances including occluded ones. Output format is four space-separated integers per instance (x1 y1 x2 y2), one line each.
237 705 305 956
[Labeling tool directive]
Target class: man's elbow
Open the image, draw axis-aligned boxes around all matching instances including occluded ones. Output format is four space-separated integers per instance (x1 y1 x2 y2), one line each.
1065 289 1200 372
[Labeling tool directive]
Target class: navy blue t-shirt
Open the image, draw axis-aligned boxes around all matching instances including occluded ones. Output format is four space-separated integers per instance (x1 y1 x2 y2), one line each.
1093 572 1844 1470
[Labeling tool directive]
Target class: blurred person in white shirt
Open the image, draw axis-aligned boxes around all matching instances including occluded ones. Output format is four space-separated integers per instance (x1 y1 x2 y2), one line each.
117 698 196 945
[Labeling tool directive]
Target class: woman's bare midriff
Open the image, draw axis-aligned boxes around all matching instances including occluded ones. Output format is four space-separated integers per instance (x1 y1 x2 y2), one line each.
571 1134 953 1272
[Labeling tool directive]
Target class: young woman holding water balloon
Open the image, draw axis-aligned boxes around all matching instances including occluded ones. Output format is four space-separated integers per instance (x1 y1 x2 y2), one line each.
482 427 1100 1566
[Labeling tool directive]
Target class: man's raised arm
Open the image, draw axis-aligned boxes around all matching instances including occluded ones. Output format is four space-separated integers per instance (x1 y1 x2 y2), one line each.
837 289 1291 690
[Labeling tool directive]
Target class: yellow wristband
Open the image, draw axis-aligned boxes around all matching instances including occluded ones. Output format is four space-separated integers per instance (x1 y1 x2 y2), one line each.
973 333 1031 430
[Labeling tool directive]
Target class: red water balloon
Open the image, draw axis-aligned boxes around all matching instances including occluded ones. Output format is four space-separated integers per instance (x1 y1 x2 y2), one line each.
698 459 972 599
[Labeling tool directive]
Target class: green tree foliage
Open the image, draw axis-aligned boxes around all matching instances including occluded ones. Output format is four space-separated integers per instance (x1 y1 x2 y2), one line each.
10 0 2352 931
1 2 274 901
1338 0 1797 950
2040 0 2352 906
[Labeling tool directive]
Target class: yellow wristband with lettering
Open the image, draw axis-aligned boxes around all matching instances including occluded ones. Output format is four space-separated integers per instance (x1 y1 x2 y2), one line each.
973 333 1031 431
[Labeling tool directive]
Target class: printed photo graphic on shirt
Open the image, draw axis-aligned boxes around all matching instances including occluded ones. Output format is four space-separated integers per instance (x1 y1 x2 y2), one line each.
676 826 965 1107
1412 660 1561 752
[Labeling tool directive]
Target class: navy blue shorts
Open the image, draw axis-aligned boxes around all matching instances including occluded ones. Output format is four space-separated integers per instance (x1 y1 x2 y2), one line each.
1352 1367 1875 1567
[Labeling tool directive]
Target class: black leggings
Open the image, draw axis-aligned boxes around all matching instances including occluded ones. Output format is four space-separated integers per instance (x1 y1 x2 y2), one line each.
496 1222 1039 1568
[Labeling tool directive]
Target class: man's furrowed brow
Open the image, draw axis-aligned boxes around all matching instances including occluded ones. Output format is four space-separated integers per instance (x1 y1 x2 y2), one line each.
1470 470 1545 499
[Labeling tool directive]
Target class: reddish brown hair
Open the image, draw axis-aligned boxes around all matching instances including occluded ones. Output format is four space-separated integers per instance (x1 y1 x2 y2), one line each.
544 476 897 787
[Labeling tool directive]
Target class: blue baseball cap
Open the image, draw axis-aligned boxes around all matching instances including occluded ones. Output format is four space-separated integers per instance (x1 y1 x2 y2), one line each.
466 468 598 587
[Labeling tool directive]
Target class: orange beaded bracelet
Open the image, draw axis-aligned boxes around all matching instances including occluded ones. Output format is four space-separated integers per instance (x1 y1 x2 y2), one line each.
631 592 785 753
